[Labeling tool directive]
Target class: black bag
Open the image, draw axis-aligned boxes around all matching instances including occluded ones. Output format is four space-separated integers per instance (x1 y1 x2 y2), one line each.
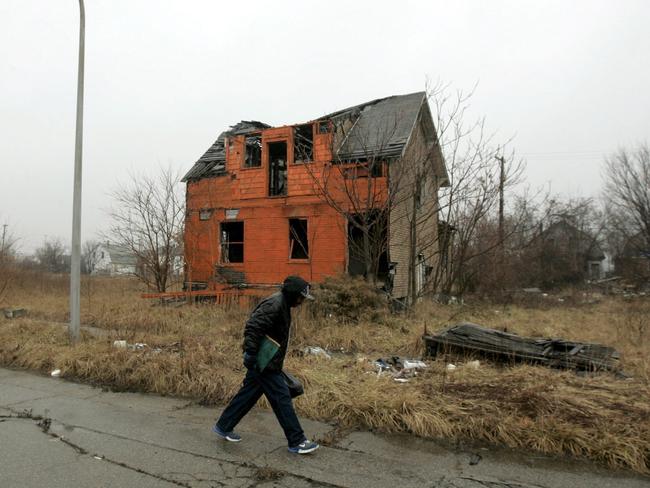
282 370 304 398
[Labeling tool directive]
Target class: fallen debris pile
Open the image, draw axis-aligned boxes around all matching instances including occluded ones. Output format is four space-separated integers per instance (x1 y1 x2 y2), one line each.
372 356 428 382
423 322 622 374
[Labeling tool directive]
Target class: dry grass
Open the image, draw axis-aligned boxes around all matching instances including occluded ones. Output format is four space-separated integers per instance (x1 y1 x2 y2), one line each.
0 273 649 474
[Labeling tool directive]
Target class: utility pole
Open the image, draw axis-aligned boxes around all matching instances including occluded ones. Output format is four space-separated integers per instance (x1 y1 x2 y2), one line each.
496 155 506 247
69 0 85 344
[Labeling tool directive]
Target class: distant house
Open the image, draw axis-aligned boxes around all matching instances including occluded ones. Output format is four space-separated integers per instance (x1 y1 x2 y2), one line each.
536 220 605 283
91 244 137 276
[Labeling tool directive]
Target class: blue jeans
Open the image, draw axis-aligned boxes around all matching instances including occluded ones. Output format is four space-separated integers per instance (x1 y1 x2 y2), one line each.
216 367 306 447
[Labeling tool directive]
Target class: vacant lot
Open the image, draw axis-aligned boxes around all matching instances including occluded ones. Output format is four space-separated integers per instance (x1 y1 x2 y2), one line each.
1 271 649 474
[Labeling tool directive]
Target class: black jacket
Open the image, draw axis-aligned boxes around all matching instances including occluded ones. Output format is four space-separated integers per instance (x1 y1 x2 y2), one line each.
242 291 292 371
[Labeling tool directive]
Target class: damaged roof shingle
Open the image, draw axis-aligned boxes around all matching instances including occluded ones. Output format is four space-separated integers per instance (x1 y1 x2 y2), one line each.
182 121 270 182
182 92 427 182
325 91 426 161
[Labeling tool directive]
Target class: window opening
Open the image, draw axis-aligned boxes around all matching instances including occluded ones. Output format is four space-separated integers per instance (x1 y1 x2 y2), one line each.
268 141 287 196
342 160 384 179
293 124 313 162
220 221 244 263
289 219 309 259
244 135 262 168
199 209 213 221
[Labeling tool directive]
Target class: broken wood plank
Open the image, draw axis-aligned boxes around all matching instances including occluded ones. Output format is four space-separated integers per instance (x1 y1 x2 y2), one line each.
423 322 621 373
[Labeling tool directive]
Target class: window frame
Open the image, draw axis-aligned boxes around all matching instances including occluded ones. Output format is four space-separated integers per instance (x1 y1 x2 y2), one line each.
288 218 309 260
243 134 262 169
293 124 314 164
220 221 245 264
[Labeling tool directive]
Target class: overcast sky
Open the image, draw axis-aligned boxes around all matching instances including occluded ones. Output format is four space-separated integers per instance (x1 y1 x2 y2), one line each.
1 0 649 253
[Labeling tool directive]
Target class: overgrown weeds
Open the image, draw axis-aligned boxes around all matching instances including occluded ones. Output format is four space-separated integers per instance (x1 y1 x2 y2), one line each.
0 275 649 474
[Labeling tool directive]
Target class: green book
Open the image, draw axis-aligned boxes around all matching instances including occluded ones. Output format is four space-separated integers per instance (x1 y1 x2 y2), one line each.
257 335 280 371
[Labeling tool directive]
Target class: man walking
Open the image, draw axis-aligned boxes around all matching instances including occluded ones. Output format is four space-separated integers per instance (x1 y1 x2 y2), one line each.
213 276 320 454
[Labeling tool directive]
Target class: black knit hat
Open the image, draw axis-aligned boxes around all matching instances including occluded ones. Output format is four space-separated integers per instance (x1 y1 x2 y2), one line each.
281 276 315 302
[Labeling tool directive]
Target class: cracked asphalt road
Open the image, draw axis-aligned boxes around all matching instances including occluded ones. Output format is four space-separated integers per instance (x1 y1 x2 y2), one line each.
0 368 648 488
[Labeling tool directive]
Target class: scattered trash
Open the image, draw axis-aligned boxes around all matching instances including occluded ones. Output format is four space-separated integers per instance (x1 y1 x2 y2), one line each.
522 287 542 294
446 364 457 372
371 356 429 381
50 369 61 378
303 346 332 359
373 359 392 371
2 307 26 319
424 322 623 374
113 340 149 351
402 359 427 370
93 456 103 460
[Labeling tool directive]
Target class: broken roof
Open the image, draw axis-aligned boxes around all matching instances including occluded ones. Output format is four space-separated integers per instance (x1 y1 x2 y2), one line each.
182 92 428 181
182 121 270 181
325 91 426 160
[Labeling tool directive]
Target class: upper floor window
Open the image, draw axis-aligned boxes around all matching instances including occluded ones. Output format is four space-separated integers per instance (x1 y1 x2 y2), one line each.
244 135 262 168
294 124 314 162
318 120 331 134
268 141 288 196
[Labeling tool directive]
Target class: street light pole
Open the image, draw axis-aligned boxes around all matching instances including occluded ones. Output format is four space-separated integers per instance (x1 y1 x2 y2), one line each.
69 0 85 344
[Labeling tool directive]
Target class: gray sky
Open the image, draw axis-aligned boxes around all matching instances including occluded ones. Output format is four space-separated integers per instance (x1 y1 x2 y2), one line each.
1 0 649 253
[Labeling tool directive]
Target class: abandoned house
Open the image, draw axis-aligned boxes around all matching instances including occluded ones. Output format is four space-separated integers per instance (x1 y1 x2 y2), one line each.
181 92 449 302
535 220 606 283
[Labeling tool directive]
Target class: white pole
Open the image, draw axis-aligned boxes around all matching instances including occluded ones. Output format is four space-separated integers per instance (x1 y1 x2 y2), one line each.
69 0 85 344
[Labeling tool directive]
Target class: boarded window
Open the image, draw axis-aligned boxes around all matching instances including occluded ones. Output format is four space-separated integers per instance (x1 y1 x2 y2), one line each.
244 135 262 168
220 222 244 263
289 218 309 259
294 124 313 162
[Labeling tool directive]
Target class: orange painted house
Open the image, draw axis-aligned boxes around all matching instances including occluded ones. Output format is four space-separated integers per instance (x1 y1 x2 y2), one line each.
181 92 448 302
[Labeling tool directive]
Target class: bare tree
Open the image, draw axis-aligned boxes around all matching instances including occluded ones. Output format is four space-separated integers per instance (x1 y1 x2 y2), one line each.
0 222 19 303
0 222 18 263
422 81 529 298
35 237 68 273
107 166 185 292
603 144 650 266
81 239 101 275
300 113 406 285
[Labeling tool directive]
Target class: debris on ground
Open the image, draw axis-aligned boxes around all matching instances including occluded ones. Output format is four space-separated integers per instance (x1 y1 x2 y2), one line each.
423 322 622 374
371 356 429 382
112 340 153 352
303 346 332 359
2 308 26 319
50 369 61 377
